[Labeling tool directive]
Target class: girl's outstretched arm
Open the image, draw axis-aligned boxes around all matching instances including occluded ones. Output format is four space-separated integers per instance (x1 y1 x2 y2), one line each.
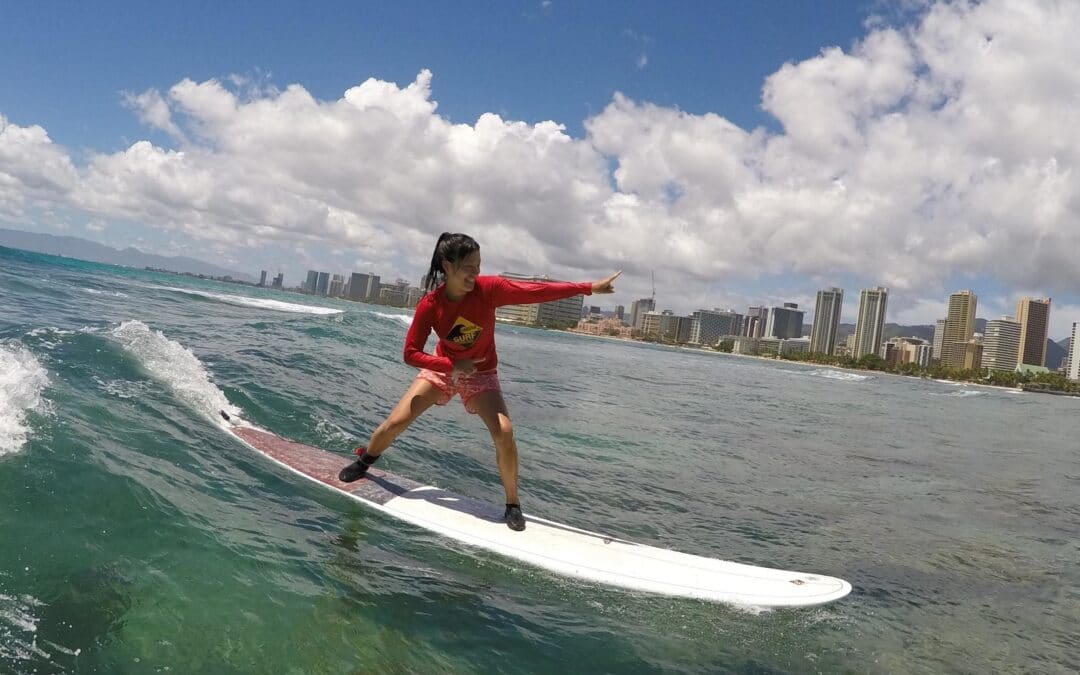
490 271 621 306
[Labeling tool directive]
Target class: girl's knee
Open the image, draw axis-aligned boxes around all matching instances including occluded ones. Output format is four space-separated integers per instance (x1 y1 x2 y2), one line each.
382 411 412 434
492 417 514 445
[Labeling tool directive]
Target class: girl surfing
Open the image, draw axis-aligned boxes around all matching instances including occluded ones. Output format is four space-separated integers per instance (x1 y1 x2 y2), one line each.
338 232 620 531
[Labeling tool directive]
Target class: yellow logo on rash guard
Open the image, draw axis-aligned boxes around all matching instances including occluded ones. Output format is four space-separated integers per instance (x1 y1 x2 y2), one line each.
446 316 482 347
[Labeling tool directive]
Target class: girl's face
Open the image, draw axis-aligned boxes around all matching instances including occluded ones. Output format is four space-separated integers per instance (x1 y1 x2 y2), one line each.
443 250 481 297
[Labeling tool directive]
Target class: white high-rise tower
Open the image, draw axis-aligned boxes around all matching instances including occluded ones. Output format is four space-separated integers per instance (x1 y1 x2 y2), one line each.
1067 322 1080 381
810 287 844 355
852 287 888 359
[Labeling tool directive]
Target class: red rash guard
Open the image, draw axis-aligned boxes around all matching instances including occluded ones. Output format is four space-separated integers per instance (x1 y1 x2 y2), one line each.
403 275 593 374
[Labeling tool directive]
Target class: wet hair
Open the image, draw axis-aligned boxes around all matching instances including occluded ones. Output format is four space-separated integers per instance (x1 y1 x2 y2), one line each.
424 232 480 292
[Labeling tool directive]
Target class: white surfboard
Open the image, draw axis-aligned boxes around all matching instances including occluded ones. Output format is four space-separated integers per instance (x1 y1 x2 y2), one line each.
220 412 851 607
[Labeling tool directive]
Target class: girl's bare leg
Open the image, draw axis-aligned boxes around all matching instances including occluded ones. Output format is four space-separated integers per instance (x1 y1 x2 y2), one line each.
364 377 444 457
469 390 519 505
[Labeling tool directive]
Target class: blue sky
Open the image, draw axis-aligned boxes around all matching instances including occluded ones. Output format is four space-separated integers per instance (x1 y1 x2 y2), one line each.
2 1 871 146
2 1 1079 338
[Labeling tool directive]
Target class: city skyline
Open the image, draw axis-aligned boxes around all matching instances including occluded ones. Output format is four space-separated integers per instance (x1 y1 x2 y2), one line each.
3 2 1080 338
286 253 1076 350
10 223 1065 374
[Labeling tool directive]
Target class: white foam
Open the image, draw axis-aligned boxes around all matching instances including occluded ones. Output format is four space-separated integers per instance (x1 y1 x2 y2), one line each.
782 368 870 382
370 311 413 326
109 320 240 421
153 286 343 315
0 593 45 663
82 287 128 297
931 389 985 398
25 327 76 338
24 326 99 351
810 369 870 381
0 344 49 457
93 376 151 400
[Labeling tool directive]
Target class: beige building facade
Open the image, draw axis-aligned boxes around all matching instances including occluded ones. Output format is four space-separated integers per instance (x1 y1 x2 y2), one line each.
942 290 977 368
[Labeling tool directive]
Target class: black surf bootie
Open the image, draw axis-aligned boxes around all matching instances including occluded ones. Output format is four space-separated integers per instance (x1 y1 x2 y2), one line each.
338 448 379 482
504 503 526 531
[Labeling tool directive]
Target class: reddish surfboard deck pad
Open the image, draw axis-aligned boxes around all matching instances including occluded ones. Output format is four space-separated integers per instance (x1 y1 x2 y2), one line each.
231 426 423 506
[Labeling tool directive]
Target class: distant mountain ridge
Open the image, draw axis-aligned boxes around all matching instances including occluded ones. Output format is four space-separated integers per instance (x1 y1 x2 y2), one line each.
0 228 251 281
835 322 944 343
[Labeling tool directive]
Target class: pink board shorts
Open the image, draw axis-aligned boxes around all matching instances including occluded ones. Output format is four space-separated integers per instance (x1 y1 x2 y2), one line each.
416 368 501 414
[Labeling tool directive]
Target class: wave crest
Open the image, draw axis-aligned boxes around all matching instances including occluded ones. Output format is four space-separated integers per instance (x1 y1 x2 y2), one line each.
370 311 413 326
0 344 49 456
109 320 239 421
153 286 343 315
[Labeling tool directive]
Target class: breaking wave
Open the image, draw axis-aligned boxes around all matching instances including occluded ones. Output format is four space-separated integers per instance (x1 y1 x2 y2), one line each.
153 286 343 315
370 311 413 326
782 368 871 382
0 344 49 457
930 389 985 398
109 320 239 421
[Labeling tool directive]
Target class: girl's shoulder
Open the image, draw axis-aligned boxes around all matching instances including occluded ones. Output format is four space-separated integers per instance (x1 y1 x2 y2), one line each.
414 288 441 311
474 275 501 290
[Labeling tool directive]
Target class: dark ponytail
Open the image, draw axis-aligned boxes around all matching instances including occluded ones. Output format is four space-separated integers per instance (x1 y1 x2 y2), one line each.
424 232 480 292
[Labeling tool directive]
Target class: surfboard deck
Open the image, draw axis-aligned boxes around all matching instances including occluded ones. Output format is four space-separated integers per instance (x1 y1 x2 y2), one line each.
220 415 852 607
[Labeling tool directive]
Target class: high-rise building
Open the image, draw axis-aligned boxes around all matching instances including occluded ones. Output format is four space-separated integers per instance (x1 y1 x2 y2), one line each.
676 316 694 344
615 305 625 321
328 274 345 298
641 310 681 340
406 286 426 308
347 273 379 301
852 287 888 359
1015 297 1051 367
883 337 931 367
304 270 319 294
365 274 381 300
630 298 656 330
744 306 767 337
315 271 330 296
942 290 977 368
962 340 983 371
932 319 947 362
258 270 268 287
765 303 803 339
688 309 742 346
810 287 844 355
982 317 1022 372
844 333 857 355
379 279 411 305
271 272 284 290
1067 322 1080 381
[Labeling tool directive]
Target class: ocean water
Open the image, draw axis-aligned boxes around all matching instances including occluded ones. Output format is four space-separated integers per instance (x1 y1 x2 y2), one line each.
1 244 1077 674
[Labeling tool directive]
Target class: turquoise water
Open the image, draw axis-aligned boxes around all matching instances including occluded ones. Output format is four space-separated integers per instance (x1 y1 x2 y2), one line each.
1 245 1077 674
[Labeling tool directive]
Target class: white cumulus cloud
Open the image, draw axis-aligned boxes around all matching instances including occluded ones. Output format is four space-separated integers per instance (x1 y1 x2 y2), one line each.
0 115 78 218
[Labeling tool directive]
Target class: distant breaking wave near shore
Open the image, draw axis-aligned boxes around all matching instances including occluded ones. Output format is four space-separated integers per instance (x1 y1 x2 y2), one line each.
779 368 871 382
151 286 343 315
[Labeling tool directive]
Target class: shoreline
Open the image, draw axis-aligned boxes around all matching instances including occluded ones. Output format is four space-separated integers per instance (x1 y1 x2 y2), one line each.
560 328 1026 393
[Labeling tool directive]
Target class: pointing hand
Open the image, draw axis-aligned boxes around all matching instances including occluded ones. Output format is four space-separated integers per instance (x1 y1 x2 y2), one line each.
591 271 622 295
